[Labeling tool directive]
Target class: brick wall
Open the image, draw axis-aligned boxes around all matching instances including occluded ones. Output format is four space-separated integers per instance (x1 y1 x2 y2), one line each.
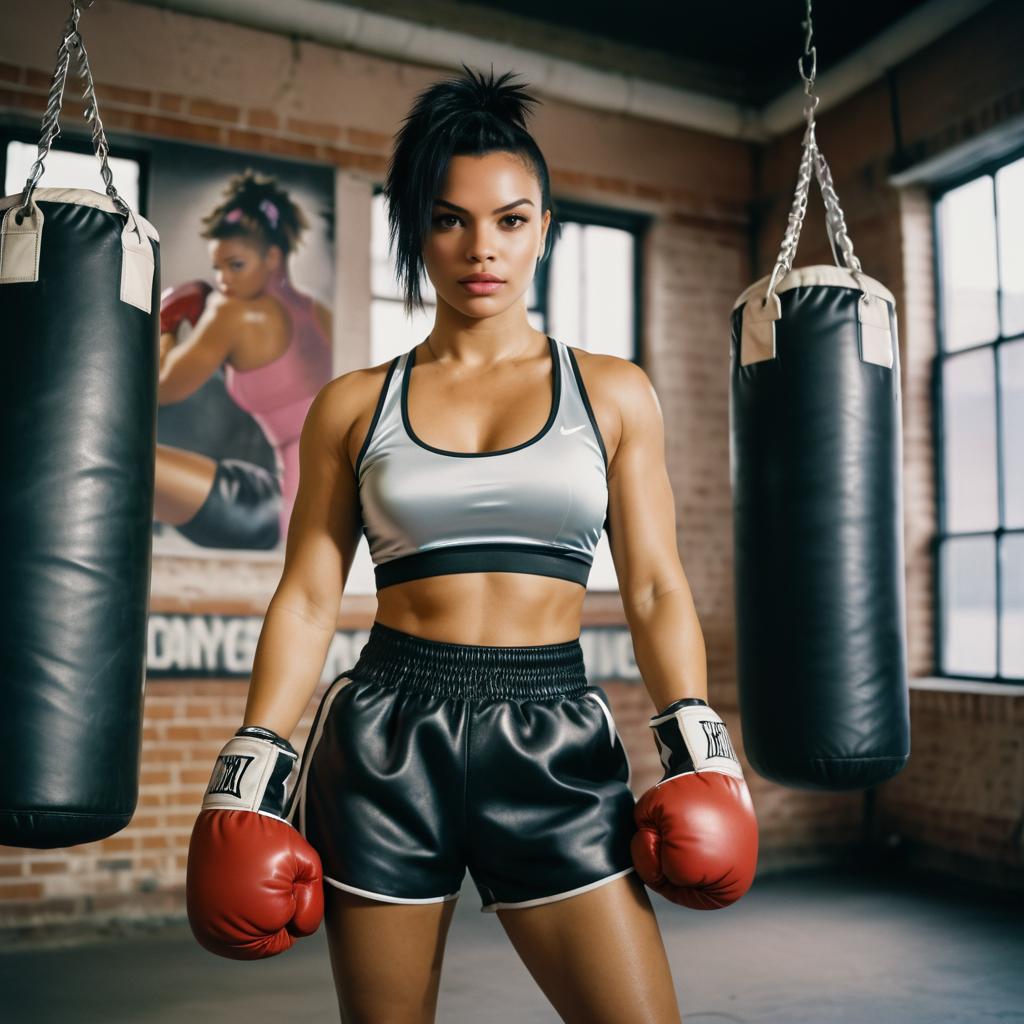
0 0 1022 936
753 0 1024 892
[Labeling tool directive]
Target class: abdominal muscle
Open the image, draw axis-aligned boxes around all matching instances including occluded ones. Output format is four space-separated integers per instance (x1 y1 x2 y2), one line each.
373 572 587 647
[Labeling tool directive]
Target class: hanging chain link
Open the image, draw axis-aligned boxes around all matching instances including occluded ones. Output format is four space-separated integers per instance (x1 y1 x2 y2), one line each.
765 0 863 303
17 0 130 223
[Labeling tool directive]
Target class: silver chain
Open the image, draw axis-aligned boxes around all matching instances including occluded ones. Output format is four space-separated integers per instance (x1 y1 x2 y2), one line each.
17 1 130 222
765 0 863 303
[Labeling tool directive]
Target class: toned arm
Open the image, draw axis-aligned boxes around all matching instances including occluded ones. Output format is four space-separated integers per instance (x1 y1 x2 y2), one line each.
603 356 708 709
241 372 364 739
158 295 239 405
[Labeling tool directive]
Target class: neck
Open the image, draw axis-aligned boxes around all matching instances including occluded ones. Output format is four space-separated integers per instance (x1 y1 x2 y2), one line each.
423 298 545 368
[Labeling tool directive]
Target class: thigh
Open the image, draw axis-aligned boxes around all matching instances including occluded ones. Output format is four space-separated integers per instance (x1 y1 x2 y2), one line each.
325 884 458 1024
497 871 681 1024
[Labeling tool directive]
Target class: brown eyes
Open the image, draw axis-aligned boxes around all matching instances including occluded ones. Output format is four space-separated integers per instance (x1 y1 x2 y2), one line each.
432 214 528 229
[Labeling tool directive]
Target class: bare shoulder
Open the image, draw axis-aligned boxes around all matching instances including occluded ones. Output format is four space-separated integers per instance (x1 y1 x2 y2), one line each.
566 347 661 459
304 355 397 471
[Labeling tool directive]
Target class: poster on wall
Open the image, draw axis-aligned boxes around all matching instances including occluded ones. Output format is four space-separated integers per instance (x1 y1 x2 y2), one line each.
148 141 336 557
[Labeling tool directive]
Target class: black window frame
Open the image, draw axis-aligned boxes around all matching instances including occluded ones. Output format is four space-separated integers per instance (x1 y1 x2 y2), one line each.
930 141 1024 684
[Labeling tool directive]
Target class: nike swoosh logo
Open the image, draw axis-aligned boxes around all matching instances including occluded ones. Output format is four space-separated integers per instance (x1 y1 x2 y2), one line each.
560 424 586 435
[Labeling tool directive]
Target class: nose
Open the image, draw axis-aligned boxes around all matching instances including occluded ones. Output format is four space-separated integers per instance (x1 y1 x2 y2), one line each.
464 226 497 265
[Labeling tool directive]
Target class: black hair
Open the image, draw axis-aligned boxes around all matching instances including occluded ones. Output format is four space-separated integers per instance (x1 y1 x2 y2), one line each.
383 63 562 316
200 168 309 257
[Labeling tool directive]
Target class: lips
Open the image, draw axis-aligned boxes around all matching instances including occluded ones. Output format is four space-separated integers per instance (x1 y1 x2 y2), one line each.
458 270 505 296
460 277 504 295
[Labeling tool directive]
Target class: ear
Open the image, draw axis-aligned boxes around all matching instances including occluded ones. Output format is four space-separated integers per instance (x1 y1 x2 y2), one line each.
266 244 283 272
539 208 552 260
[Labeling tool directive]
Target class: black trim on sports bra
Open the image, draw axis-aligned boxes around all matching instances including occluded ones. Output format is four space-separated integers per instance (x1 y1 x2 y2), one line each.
564 346 609 473
565 345 612 538
354 354 401 481
401 335 561 458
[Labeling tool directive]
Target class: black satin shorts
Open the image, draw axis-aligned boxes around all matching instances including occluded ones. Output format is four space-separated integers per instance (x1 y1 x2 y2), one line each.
175 457 281 551
290 621 637 912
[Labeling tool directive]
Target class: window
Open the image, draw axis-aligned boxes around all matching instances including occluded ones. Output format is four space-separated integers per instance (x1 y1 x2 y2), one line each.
933 150 1024 682
4 138 142 211
369 190 647 592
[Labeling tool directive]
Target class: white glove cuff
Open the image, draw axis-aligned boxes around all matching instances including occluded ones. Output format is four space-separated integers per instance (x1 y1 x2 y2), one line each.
201 733 299 821
649 702 744 782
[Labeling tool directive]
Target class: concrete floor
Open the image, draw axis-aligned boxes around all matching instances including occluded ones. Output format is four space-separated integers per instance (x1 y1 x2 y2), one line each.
1 865 1021 1023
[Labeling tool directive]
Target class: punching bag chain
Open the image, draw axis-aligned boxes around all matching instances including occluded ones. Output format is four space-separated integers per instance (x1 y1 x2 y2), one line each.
17 0 131 224
765 0 864 305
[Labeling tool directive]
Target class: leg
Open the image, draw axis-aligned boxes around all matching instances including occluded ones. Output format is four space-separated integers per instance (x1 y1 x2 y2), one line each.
497 871 681 1024
154 443 218 524
324 884 458 1024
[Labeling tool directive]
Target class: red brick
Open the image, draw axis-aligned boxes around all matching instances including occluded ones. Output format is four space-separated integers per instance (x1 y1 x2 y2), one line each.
156 93 184 114
188 97 240 123
285 116 340 142
246 107 279 130
28 861 68 875
23 68 52 91
0 882 43 901
93 82 152 107
261 135 321 161
0 87 46 113
344 127 391 150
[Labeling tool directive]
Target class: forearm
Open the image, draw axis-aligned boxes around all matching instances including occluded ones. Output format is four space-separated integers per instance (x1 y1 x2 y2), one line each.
241 601 338 741
624 585 708 711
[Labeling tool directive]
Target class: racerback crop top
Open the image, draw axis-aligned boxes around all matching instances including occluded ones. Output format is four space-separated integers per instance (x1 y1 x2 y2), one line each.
356 335 610 591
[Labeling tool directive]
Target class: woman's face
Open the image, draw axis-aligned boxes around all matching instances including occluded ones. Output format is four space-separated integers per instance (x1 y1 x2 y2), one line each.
422 151 550 319
209 237 282 300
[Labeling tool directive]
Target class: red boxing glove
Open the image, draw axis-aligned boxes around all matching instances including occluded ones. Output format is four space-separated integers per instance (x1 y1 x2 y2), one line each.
632 697 758 910
186 726 324 960
160 279 213 336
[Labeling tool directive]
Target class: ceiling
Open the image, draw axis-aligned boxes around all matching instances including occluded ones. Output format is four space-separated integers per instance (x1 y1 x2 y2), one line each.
329 0 932 107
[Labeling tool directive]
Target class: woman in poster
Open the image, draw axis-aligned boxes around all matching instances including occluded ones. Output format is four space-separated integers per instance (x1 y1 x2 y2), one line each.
155 169 334 549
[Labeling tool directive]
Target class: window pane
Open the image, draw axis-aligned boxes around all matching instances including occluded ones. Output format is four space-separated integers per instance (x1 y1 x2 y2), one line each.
584 226 634 359
1001 339 1024 529
1001 534 1024 678
371 191 435 305
5 140 141 211
371 191 400 300
939 175 998 351
549 222 582 343
941 535 996 676
942 348 998 532
549 223 634 360
996 156 1024 338
371 297 433 365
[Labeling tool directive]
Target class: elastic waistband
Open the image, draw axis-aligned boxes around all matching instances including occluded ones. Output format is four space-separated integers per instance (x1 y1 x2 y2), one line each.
346 621 589 699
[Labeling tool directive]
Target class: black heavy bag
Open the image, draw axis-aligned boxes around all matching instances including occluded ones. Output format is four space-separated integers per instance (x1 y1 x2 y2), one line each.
729 80 910 791
0 5 160 846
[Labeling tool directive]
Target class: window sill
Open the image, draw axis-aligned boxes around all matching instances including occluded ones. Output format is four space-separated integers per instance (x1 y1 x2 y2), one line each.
910 676 1024 697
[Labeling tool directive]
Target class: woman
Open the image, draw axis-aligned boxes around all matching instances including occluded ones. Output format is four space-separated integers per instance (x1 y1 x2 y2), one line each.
187 66 758 1023
156 169 333 549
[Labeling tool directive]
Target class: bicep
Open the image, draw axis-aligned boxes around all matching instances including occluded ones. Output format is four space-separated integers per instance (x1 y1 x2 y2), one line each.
606 362 686 607
274 380 361 624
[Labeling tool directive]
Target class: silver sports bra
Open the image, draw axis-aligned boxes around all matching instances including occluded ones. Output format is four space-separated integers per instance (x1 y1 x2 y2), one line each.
356 335 610 591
